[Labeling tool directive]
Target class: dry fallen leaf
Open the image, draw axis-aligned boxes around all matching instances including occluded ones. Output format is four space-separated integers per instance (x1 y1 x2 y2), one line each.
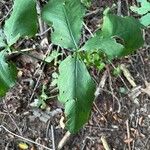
141 82 150 96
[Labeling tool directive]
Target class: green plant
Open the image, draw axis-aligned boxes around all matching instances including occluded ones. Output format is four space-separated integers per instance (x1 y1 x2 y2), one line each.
31 85 49 109
0 0 145 134
130 0 150 27
113 65 122 77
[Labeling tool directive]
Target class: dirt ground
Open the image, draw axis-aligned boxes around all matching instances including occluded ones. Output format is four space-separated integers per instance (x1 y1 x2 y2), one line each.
0 0 150 150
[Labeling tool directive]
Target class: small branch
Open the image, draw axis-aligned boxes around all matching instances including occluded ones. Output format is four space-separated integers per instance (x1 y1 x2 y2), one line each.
126 119 131 150
120 64 136 88
101 135 111 150
83 22 94 37
0 7 12 23
11 48 35 54
29 44 53 102
36 1 45 35
117 0 122 16
85 9 101 17
106 66 115 110
7 48 36 61
125 0 130 16
93 102 107 122
4 101 23 136
97 88 121 113
0 125 52 150
94 70 108 97
51 125 56 150
109 62 130 90
36 28 51 37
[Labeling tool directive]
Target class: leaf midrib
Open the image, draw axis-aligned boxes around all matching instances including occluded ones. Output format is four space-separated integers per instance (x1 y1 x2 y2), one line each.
62 4 78 50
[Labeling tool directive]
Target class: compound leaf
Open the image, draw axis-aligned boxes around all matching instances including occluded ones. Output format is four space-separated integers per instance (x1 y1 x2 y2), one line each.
101 10 144 55
81 10 144 58
58 56 95 133
42 0 85 50
4 0 38 46
0 51 17 97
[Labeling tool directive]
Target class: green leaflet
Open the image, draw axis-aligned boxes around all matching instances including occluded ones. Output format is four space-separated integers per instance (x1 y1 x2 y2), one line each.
130 0 150 15
58 56 95 133
81 10 144 59
130 0 150 26
81 31 124 59
101 11 144 55
42 0 85 50
0 51 17 97
4 0 38 46
140 13 150 27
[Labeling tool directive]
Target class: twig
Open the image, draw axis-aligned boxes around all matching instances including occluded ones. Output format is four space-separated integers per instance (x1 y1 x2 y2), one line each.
11 48 35 54
36 28 51 37
109 62 130 91
144 136 150 149
7 48 38 61
101 135 111 150
81 136 95 150
4 101 23 136
36 1 45 35
0 112 6 115
0 7 12 23
86 125 116 131
95 70 108 97
125 0 130 16
85 9 101 17
98 88 121 113
126 119 131 150
36 0 49 38
46 120 51 138
29 64 45 103
51 125 56 150
58 131 71 150
120 64 136 88
106 66 115 111
117 0 122 16
29 44 52 102
0 125 52 150
83 22 94 37
93 70 108 121
93 102 107 122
